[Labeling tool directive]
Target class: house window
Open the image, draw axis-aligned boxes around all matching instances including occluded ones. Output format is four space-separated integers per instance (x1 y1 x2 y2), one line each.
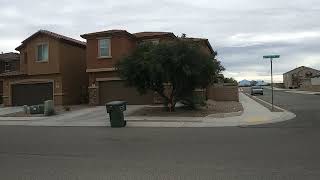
36 43 49 62
98 39 111 57
142 39 159 45
4 62 11 72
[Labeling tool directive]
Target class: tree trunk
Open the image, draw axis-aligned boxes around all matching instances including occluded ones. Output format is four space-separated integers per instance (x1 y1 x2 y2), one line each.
168 96 175 112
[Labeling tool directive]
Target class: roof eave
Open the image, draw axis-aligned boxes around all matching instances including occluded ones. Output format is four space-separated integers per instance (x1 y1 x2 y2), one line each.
80 31 136 40
135 33 177 40
205 39 215 54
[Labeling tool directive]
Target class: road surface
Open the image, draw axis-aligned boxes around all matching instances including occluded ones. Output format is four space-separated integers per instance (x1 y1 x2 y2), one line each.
0 88 320 180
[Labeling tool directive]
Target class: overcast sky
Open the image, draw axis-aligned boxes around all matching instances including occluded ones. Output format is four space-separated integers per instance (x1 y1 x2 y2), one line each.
1 0 320 82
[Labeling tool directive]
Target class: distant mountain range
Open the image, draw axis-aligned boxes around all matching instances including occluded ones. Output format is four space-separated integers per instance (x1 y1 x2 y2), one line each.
238 80 269 86
238 80 251 86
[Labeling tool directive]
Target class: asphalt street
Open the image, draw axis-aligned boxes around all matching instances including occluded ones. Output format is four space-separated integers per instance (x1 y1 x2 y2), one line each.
0 88 320 180
244 87 320 128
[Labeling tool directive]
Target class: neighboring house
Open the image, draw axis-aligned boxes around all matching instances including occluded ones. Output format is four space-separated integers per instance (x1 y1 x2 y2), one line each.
179 37 213 56
80 30 214 105
2 30 87 106
309 75 320 91
283 66 320 89
311 75 320 86
0 52 20 74
0 52 20 103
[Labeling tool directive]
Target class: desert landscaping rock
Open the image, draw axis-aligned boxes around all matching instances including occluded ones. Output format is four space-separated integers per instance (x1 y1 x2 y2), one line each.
129 100 243 117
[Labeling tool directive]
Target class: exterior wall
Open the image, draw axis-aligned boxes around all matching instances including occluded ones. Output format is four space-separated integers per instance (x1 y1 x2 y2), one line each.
283 67 320 89
88 71 118 86
99 80 154 105
19 34 60 75
308 85 320 92
86 35 136 70
300 79 312 89
311 77 320 85
88 71 117 105
199 41 212 56
300 77 320 92
0 80 3 104
60 42 87 105
84 32 217 105
207 84 239 102
274 83 285 88
6 33 87 106
2 74 63 106
283 73 291 88
138 35 176 43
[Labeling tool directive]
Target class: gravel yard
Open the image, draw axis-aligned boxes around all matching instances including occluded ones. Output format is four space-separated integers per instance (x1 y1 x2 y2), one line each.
129 100 243 117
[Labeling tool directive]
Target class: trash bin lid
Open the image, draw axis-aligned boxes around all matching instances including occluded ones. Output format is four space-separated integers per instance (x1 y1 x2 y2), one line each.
106 101 127 106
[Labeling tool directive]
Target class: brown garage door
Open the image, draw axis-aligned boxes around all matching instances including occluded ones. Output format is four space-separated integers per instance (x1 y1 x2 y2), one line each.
99 81 154 105
11 82 53 106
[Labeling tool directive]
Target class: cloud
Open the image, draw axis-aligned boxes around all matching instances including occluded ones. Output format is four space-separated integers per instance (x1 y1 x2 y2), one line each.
226 32 320 46
1 0 320 82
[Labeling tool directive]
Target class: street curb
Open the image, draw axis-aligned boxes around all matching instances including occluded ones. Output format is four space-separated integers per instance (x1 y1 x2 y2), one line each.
205 111 243 118
240 93 296 126
238 111 296 127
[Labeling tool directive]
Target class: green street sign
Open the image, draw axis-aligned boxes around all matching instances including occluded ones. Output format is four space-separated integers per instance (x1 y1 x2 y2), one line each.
263 55 280 59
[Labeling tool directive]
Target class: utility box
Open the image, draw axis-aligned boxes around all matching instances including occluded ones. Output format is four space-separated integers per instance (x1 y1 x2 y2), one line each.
106 101 127 128
44 100 55 116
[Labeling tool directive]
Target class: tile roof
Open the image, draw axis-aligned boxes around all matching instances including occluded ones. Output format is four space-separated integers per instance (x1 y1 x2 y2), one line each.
283 66 320 75
80 30 135 39
0 52 20 61
179 37 214 54
16 30 86 50
133 32 175 38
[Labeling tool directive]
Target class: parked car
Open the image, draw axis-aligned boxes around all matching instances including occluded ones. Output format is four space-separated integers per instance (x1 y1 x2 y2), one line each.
251 86 263 95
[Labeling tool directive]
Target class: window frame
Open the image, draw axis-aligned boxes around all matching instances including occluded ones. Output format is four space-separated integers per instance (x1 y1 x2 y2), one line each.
141 39 160 45
35 43 49 62
4 61 11 72
97 38 112 58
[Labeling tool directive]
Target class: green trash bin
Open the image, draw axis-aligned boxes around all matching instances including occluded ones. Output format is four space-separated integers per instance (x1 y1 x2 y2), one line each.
106 101 127 127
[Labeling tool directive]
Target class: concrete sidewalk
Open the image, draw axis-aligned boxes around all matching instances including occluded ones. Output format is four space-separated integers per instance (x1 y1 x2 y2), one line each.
0 93 296 127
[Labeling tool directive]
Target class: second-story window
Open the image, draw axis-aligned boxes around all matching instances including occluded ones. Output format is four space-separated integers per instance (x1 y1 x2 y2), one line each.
36 43 48 62
4 61 11 72
141 39 159 45
98 39 111 58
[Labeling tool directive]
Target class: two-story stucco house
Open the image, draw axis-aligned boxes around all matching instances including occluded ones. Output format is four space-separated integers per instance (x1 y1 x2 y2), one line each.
283 66 320 89
2 30 87 106
81 30 214 105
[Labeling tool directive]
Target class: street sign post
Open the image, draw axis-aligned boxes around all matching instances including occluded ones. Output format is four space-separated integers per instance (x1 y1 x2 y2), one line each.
263 55 280 111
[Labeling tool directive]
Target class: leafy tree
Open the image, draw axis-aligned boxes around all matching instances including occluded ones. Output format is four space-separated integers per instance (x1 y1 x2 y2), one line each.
224 77 238 84
116 41 224 111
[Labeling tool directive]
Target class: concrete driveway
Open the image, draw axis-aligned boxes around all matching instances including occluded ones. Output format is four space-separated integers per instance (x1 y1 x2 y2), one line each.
0 106 23 116
0 105 146 126
0 94 296 127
